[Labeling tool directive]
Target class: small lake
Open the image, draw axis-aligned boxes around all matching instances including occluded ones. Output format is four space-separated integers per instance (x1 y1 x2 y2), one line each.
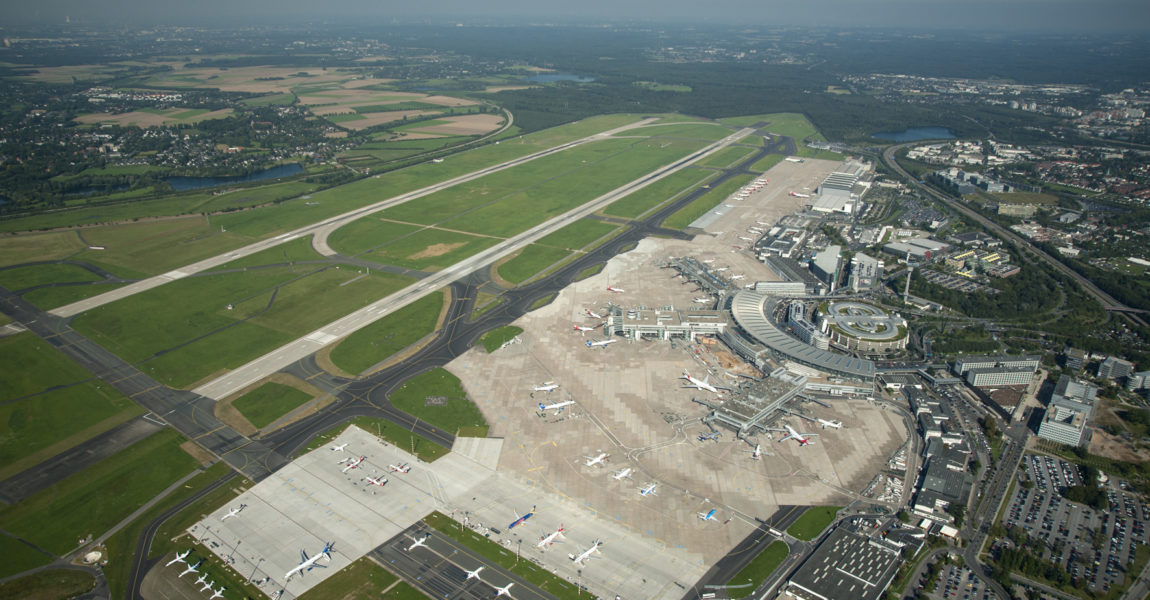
871 127 956 142
167 163 302 192
524 73 595 84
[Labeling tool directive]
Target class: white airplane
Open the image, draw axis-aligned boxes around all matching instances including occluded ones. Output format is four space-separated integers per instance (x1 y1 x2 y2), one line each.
680 370 728 395
586 338 617 349
738 236 753 242
611 467 634 481
730 274 745 280
199 578 214 593
785 157 804 163
209 586 225 600
639 482 658 497
772 424 819 446
789 190 810 198
493 582 515 598
178 560 202 578
572 324 596 335
330 443 348 452
341 456 366 473
284 542 333 580
693 297 712 303
406 534 430 551
817 418 843 430
586 308 605 319
713 267 729 272
698 431 721 442
606 286 624 293
220 504 247 520
464 566 484 581
537 525 566 548
532 381 560 393
698 509 718 522
756 221 769 225
569 540 602 566
194 574 208 587
389 463 411 474
365 474 388 487
750 444 763 460
165 549 190 567
538 400 575 415
583 453 609 468
702 259 715 264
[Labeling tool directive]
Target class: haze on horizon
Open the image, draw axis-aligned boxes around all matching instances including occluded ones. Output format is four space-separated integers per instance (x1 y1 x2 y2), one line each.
3 0 1150 33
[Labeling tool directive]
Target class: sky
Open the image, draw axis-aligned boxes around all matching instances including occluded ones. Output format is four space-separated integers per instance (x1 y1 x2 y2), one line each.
5 0 1150 33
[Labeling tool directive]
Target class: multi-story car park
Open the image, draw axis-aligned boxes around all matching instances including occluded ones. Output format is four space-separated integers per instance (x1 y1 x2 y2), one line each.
998 453 1149 595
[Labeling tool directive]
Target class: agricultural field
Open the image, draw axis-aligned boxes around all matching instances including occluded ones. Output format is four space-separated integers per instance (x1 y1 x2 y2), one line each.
388 368 488 437
231 382 315 429
662 173 755 229
328 291 446 376
74 107 233 127
991 191 1059 205
0 429 199 556
602 169 715 219
71 265 413 388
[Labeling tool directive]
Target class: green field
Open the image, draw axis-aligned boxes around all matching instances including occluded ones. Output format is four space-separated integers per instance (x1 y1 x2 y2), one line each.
72 265 413 388
0 429 198 556
70 219 256 278
329 291 445 375
232 382 315 428
239 93 296 106
326 218 424 256
298 556 399 600
662 174 755 230
480 325 522 352
633 81 692 92
497 245 571 284
219 234 325 269
728 540 789 599
615 122 731 141
0 331 94 399
694 146 756 169
533 219 620 251
720 112 819 140
749 154 785 173
786 506 842 541
603 169 715 219
991 191 1059 205
0 232 88 268
388 368 488 437
575 263 604 280
423 512 581 599
22 282 127 311
0 569 96 599
0 534 54 579
365 228 503 272
0 263 102 291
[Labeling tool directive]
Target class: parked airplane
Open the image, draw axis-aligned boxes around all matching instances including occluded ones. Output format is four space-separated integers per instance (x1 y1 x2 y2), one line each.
789 190 810 198
209 586 225 600
817 418 843 429
569 540 602 566
738 236 753 242
749 444 763 459
284 542 333 580
532 381 560 393
785 157 804 163
693 297 712 303
365 474 388 487
406 534 430 551
681 370 728 395
178 560 203 578
537 525 566 548
464 566 484 581
697 431 721 442
341 456 366 473
730 274 745 280
507 506 536 530
606 286 624 293
538 400 575 415
772 424 819 446
713 267 729 272
165 549 190 567
639 482 658 497
389 463 411 474
583 452 609 468
493 582 515 598
611 467 633 481
572 324 596 335
586 308 605 319
330 443 348 453
702 259 715 264
199 578 214 593
194 574 208 587
586 338 617 349
220 504 247 521
697 509 718 522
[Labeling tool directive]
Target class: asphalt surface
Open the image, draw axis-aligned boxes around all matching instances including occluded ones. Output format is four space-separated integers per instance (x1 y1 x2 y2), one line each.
683 505 805 599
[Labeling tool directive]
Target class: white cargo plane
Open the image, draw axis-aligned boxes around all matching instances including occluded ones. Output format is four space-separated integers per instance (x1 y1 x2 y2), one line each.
639 482 658 497
330 443 348 452
178 560 202 578
532 381 560 393
681 370 728 395
493 582 515 597
818 418 843 429
606 286 624 293
772 424 819 446
209 586 225 600
284 542 333 580
220 504 247 521
165 549 190 567
464 566 484 581
583 453 609 468
365 474 388 487
538 400 575 415
537 525 566 548
572 324 596 335
569 540 602 566
611 467 634 481
406 534 430 551
341 456 366 473
389 463 411 474
586 338 617 349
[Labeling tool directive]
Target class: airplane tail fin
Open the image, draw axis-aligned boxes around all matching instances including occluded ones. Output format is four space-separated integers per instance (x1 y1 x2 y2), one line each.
539 403 546 411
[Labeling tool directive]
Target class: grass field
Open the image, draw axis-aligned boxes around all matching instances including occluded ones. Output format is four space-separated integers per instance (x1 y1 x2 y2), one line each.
219 234 324 269
298 419 448 462
633 81 692 92
0 263 102 291
0 569 95 599
327 218 424 256
71 219 255 278
533 219 619 251
0 429 198 556
728 540 788 599
22 282 127 311
575 263 604 281
662 174 755 230
497 245 571 284
232 382 315 429
720 113 819 140
329 291 445 375
0 534 53 579
388 368 488 437
239 93 296 106
615 122 731 141
0 331 95 399
786 506 842 541
298 556 399 600
991 191 1059 205
72 265 413 388
749 154 785 173
480 325 522 353
365 228 503 272
0 232 88 268
381 582 429 599
422 512 582 600
603 169 715 219
694 146 756 169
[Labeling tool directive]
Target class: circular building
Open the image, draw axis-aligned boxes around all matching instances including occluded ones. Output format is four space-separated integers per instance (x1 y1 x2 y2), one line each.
816 301 908 355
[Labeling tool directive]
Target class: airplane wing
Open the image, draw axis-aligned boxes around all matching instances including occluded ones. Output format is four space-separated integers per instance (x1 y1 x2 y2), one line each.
300 549 309 562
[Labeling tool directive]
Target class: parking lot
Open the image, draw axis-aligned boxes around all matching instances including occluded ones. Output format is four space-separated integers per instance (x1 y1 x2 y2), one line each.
922 562 998 600
1000 453 1148 594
